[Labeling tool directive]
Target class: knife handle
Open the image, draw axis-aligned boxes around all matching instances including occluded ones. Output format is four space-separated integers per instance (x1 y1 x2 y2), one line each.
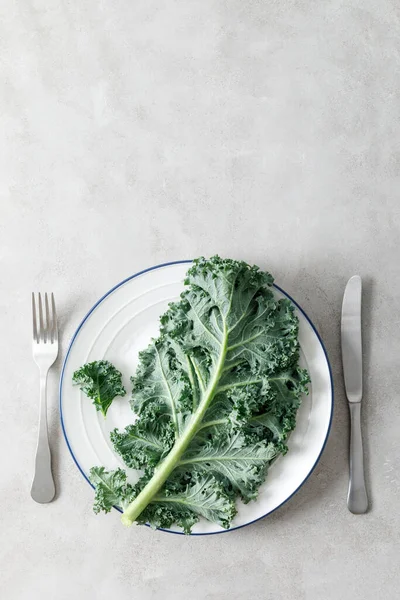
347 402 368 514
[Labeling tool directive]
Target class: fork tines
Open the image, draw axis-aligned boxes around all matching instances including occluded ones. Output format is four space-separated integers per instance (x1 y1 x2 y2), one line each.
32 293 58 344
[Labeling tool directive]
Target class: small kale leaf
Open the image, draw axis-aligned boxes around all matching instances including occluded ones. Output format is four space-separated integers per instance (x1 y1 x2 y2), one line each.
73 360 126 417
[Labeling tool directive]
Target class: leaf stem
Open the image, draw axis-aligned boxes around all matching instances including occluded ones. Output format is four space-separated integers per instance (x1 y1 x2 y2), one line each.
121 324 229 526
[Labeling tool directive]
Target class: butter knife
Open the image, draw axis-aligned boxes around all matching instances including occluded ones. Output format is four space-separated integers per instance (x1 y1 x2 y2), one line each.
341 275 368 514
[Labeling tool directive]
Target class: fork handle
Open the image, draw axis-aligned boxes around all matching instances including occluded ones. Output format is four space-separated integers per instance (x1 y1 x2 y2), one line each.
347 402 368 514
31 370 55 503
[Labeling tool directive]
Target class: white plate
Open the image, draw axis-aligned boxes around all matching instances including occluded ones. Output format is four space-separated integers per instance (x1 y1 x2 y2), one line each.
60 261 333 535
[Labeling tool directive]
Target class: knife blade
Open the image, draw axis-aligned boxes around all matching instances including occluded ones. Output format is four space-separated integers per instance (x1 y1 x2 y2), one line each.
341 275 368 514
341 275 363 403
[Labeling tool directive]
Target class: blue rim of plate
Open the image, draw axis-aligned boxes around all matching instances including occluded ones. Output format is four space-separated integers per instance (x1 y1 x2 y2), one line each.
60 259 334 536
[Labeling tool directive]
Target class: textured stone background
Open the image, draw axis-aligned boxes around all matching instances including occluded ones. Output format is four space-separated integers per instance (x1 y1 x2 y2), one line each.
1 1 399 599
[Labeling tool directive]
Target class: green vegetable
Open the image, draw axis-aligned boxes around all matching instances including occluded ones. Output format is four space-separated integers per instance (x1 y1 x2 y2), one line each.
88 256 310 532
73 360 126 417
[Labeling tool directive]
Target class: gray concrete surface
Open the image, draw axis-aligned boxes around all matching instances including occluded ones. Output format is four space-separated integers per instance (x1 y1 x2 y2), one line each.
1 1 400 599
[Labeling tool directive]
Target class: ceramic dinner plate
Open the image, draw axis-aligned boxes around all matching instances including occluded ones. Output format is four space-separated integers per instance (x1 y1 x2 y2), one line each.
60 261 333 535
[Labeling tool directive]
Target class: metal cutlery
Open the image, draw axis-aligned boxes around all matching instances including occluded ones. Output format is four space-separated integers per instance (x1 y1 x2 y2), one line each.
31 293 58 503
341 276 368 514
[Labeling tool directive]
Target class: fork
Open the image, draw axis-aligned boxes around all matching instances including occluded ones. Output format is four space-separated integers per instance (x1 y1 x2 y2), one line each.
31 292 58 503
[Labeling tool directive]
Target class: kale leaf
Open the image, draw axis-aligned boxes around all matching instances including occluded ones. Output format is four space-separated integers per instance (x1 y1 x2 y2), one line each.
73 360 126 417
88 257 310 532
